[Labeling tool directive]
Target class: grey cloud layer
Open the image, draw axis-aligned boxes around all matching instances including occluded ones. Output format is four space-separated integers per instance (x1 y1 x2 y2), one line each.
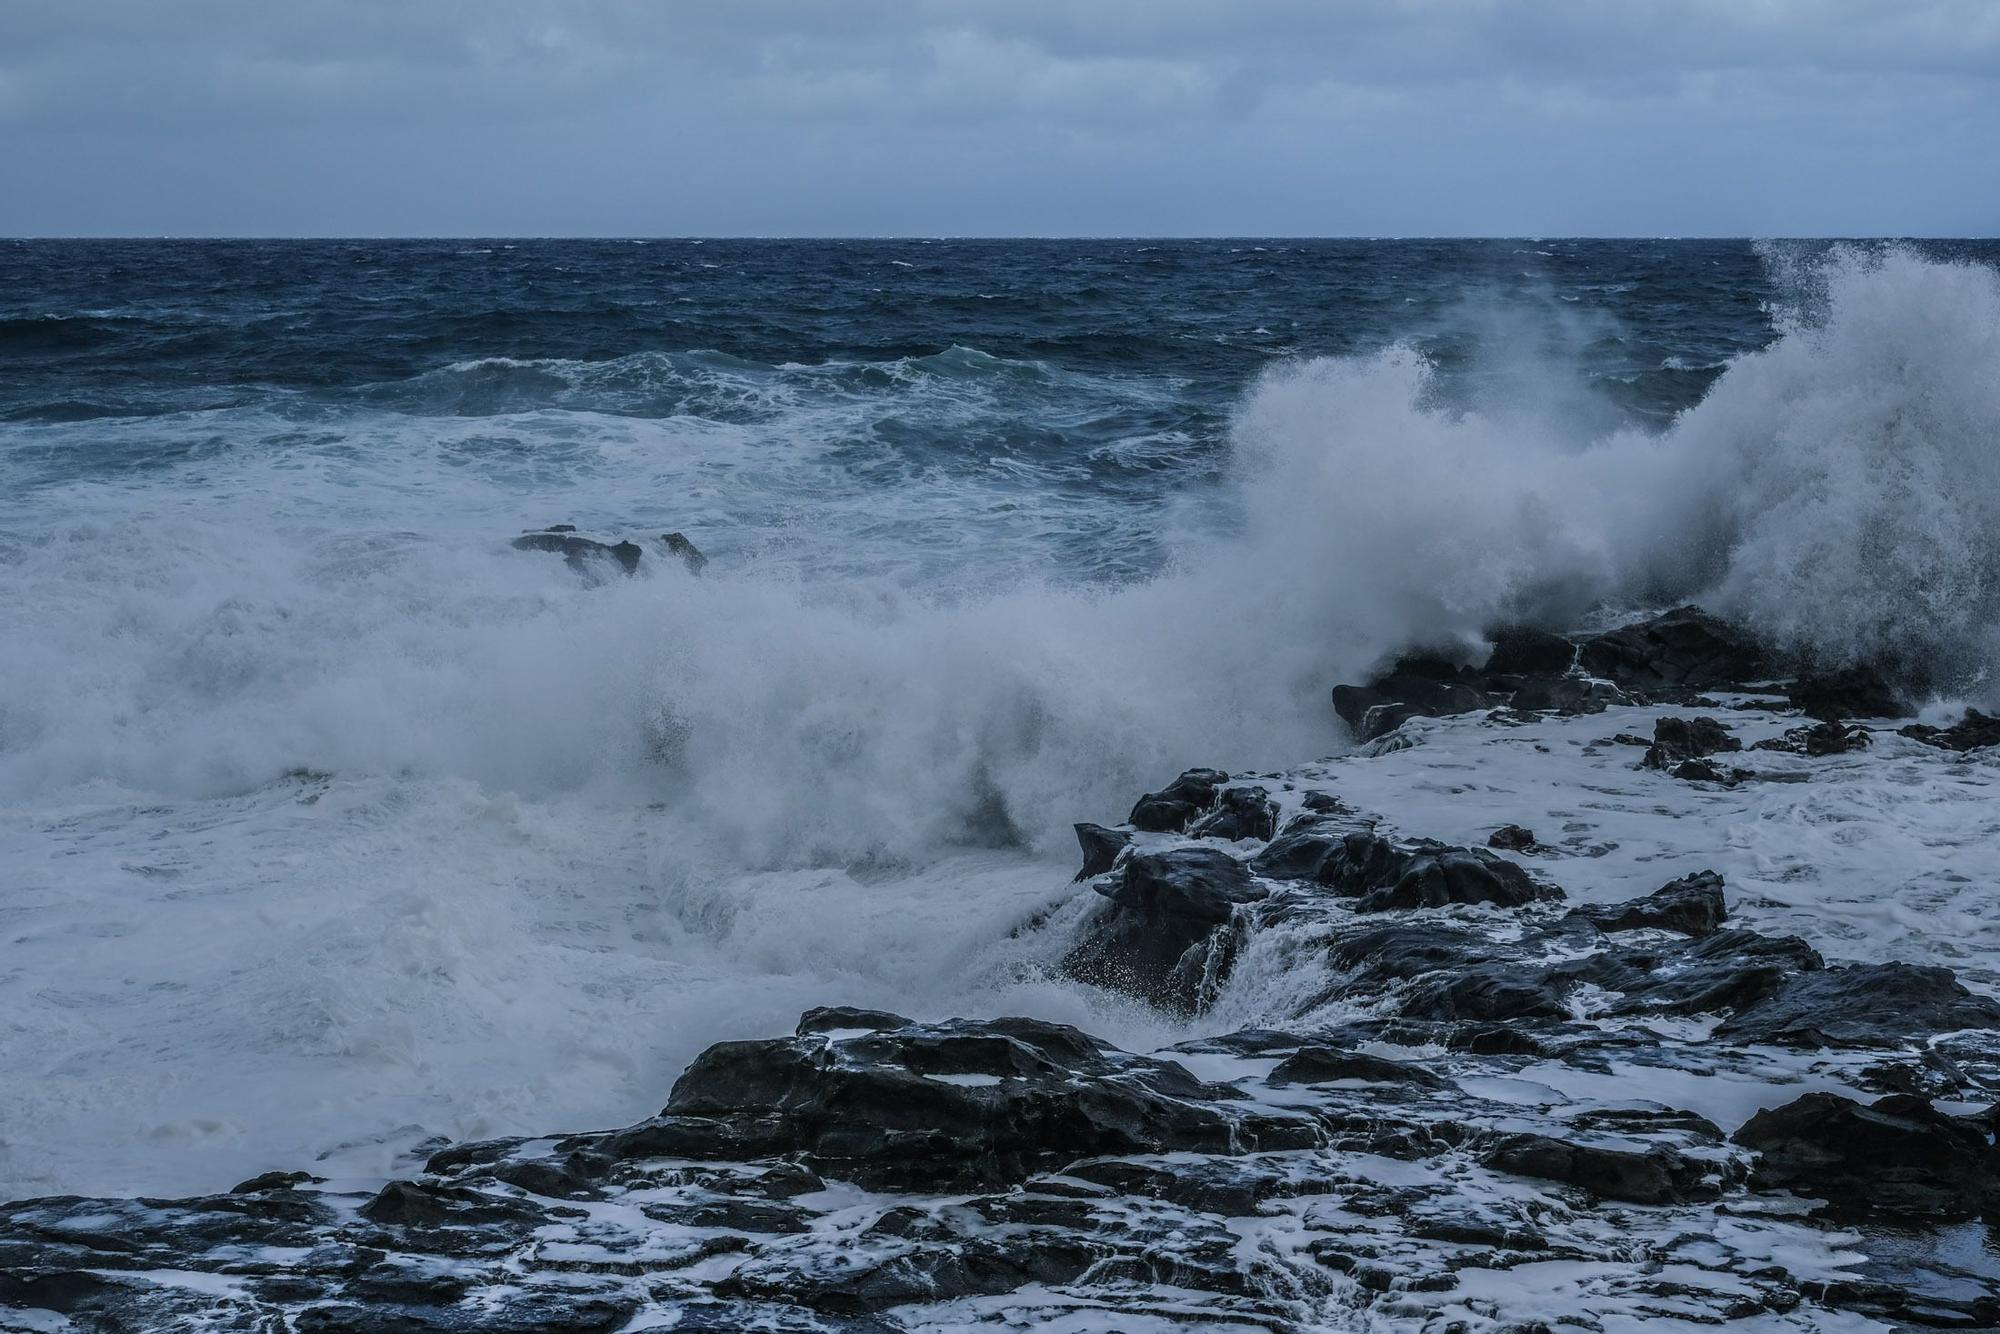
2 1 1994 233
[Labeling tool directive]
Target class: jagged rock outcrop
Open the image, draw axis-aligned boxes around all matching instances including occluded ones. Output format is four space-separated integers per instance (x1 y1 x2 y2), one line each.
1715 961 2000 1049
1060 847 1265 1014
1901 708 2000 753
1640 715 1741 769
1787 665 1910 720
1070 822 1132 881
1332 654 1494 742
1576 605 1769 692
1124 767 1228 833
1568 869 1728 937
511 525 644 575
1187 785 1278 842
1330 607 1776 744
1753 720 1872 756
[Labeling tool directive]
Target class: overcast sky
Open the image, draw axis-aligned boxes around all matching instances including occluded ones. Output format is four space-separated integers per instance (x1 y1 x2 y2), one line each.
2 0 1994 236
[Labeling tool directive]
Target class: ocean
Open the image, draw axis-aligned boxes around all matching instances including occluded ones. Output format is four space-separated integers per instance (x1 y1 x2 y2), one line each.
3 237 1997 1200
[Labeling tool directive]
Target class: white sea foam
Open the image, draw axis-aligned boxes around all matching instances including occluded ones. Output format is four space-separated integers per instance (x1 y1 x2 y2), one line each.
0 246 1995 1197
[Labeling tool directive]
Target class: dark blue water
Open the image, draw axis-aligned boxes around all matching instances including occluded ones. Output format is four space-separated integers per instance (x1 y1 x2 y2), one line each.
0 236 1829 587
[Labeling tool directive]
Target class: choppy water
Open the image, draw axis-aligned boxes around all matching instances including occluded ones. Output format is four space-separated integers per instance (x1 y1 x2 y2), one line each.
2 238 1997 1198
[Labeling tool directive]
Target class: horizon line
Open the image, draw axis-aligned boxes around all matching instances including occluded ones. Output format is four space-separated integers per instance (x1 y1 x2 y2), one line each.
5 233 1996 244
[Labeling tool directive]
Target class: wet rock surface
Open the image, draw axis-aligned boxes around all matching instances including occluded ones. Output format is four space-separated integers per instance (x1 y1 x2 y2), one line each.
1061 846 1266 1014
1331 606 1775 745
1755 719 1873 756
6 605 1997 1333
1735 1092 2000 1222
1902 708 2000 754
510 525 707 579
1125 766 1229 833
1575 604 1770 692
1568 868 1729 937
1640 714 1743 769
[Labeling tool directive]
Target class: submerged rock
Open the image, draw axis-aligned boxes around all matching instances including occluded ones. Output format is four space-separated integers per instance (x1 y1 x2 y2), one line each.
1668 757 1736 783
1507 674 1628 715
660 531 708 573
511 527 644 575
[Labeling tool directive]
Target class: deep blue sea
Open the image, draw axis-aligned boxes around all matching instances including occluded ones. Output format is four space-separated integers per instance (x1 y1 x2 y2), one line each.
0 238 1807 585
3 237 1998 1198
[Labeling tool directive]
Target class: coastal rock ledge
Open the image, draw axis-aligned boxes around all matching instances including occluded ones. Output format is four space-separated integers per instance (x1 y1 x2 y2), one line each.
4 602 1998 1332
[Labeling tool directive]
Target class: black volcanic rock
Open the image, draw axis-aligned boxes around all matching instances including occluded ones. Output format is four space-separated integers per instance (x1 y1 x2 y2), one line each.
1506 675 1628 715
653 1015 1310 1190
796 1006 913 1036
1667 757 1735 783
1125 767 1228 833
1900 709 2000 754
1482 627 1578 677
1267 1046 1449 1090
1481 1133 1715 1205
1578 606 1768 692
1487 824 1537 851
1314 918 1828 1029
1188 786 1278 843
1249 816 1372 883
1331 834 1561 913
1787 666 1910 721
1332 655 1496 742
1569 870 1728 937
660 531 708 573
1580 929 1822 1017
1071 822 1133 881
1252 827 1556 914
1641 715 1741 769
1062 847 1265 1014
511 527 645 575
1736 1092 2000 1221
1319 924 1570 1022
1715 962 2000 1049
1752 720 1871 756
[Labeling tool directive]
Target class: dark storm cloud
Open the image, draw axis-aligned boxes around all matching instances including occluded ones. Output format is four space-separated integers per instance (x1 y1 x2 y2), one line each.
1 1 1994 234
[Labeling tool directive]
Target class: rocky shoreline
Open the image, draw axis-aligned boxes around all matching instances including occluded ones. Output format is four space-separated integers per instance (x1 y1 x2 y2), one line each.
4 607 1997 1332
